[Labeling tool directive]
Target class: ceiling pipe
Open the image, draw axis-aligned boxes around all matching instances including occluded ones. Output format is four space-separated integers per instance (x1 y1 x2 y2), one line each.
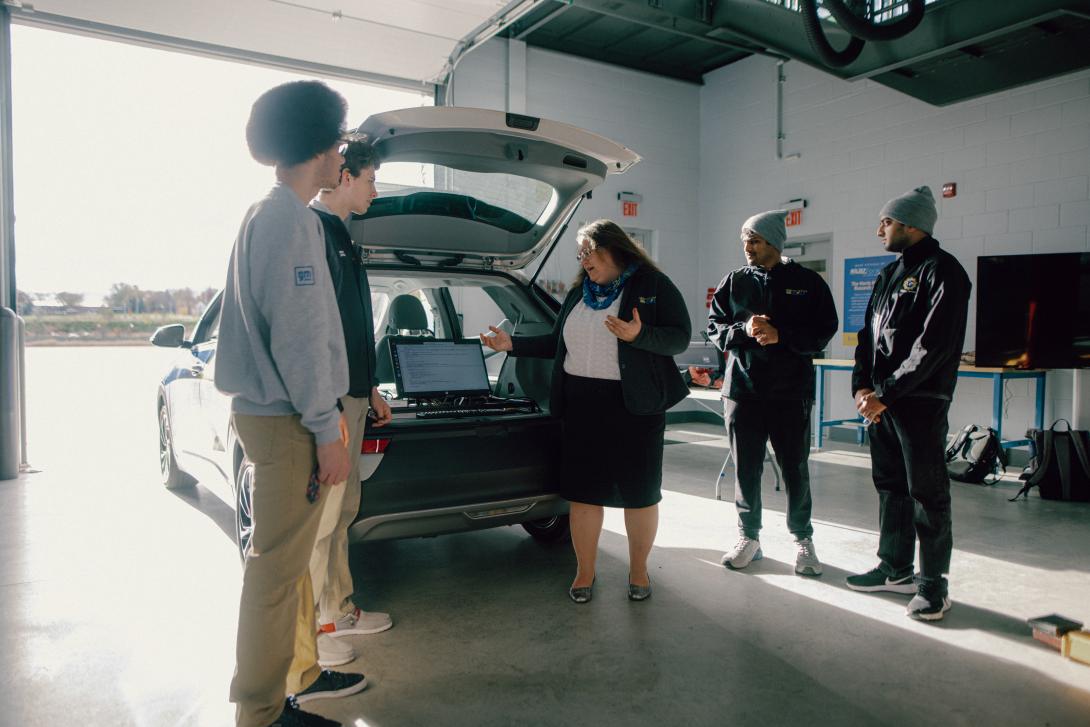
776 60 801 161
823 0 926 42
800 0 865 68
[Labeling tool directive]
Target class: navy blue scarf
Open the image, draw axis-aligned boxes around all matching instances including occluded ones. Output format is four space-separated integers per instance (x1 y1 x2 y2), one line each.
582 263 639 310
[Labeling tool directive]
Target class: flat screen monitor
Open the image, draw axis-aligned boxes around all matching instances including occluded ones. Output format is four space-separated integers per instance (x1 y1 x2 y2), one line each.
389 338 491 398
975 252 1090 369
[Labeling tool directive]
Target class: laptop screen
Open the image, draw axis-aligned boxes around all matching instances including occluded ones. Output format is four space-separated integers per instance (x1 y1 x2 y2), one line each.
389 338 491 399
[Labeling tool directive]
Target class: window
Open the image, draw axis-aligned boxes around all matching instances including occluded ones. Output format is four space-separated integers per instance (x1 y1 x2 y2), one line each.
375 162 556 232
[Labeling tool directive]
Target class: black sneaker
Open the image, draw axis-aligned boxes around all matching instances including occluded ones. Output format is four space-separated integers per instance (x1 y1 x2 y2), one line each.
907 590 952 621
845 566 916 594
293 669 368 704
269 697 340 726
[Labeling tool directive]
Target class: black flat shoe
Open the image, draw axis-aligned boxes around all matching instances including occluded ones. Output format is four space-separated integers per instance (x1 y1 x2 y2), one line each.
628 577 652 602
569 577 595 604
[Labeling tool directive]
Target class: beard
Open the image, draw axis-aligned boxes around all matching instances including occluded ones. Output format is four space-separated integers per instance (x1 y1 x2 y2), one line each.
883 234 910 253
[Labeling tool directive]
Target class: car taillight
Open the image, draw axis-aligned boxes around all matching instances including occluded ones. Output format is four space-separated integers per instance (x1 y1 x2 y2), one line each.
361 438 390 455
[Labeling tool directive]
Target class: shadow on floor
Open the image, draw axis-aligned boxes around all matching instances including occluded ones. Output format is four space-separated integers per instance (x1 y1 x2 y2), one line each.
169 482 238 545
662 432 1090 575
326 527 1090 727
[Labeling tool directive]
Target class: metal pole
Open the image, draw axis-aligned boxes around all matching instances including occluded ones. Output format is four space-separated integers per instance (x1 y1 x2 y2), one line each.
0 6 13 310
0 7 22 479
17 313 26 468
0 307 18 479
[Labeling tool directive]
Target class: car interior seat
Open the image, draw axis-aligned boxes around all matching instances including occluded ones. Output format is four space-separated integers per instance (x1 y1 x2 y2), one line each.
375 294 433 384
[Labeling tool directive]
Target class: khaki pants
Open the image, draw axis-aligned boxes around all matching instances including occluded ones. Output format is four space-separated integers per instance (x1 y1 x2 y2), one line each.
285 394 369 694
230 414 327 727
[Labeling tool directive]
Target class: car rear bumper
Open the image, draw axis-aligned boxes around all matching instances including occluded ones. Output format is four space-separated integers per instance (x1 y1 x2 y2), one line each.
347 493 569 542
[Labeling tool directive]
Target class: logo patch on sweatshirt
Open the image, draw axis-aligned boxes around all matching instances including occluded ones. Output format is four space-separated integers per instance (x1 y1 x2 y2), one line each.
638 296 656 304
294 266 315 286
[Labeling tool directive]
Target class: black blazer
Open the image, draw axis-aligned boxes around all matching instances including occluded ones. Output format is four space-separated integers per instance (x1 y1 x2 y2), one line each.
512 268 691 416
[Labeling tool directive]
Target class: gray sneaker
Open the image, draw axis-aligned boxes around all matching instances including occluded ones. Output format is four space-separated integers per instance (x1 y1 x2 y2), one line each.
721 537 762 569
794 538 823 576
316 632 355 668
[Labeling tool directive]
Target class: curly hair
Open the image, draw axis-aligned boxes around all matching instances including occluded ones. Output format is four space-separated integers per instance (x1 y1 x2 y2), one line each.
571 219 659 287
245 81 347 167
340 139 379 177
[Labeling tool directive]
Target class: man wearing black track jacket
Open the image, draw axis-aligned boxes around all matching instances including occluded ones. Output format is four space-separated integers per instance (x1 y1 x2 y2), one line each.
847 186 971 623
707 209 838 577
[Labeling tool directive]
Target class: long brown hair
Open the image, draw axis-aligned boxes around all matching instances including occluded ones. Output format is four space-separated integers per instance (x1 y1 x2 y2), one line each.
571 219 660 287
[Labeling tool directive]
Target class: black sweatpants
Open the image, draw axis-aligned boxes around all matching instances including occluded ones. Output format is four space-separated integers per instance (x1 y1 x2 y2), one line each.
723 398 814 540
868 396 952 591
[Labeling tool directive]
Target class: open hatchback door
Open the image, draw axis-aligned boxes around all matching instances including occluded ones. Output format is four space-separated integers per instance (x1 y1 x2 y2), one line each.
347 106 640 271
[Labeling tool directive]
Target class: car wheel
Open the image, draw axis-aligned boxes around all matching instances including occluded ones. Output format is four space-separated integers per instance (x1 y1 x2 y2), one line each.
159 400 195 490
521 514 570 543
234 456 255 562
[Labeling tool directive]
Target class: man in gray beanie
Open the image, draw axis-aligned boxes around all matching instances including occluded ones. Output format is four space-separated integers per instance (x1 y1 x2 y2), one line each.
707 210 838 575
847 186 971 622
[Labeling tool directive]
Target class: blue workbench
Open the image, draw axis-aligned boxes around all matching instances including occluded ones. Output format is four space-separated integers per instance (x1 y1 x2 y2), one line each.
813 359 1046 450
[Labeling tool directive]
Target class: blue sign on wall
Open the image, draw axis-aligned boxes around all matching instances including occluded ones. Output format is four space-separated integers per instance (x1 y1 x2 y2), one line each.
843 255 895 345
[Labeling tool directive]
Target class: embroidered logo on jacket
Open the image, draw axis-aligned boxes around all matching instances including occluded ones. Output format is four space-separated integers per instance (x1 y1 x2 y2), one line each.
901 276 919 293
785 289 808 296
638 296 656 304
295 266 315 286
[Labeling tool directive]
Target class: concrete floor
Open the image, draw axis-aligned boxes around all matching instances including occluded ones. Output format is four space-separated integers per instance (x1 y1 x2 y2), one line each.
3 347 1090 726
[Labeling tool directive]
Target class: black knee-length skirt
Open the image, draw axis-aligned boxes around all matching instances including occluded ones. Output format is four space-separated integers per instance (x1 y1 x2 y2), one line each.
559 373 665 508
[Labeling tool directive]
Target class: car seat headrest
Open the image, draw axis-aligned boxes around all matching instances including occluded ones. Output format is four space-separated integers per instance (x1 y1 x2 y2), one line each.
388 294 429 331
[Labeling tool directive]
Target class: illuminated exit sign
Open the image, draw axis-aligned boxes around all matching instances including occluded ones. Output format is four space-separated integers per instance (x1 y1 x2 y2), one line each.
786 209 802 227
619 191 642 218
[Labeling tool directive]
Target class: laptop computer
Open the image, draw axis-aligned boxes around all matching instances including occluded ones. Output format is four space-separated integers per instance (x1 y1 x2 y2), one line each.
389 337 492 400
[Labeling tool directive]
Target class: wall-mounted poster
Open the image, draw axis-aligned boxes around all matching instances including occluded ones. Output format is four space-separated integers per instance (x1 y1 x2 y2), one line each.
843 255 895 346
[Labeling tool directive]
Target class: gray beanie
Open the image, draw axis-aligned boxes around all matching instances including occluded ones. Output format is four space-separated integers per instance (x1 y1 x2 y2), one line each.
741 210 788 251
879 186 937 234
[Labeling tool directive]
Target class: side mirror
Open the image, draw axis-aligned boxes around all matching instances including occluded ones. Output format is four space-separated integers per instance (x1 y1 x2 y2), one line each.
150 324 189 349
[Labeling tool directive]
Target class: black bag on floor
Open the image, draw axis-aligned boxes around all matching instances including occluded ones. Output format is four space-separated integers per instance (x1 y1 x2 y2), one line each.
945 424 1006 485
1011 420 1090 502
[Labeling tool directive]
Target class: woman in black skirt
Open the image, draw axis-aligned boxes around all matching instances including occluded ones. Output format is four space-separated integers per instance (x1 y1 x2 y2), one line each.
481 219 690 603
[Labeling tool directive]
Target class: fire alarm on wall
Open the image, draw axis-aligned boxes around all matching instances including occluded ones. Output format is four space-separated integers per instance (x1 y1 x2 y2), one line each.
942 183 957 198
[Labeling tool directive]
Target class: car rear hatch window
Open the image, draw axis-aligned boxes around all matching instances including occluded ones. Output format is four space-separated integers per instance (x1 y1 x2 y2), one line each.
348 107 639 271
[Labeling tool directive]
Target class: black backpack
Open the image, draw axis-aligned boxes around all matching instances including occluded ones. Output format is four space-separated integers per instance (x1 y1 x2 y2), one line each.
1010 420 1090 502
945 424 1007 485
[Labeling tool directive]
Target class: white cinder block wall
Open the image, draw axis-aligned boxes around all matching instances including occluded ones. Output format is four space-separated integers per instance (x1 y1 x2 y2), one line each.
700 55 1090 439
452 40 704 333
453 39 1090 441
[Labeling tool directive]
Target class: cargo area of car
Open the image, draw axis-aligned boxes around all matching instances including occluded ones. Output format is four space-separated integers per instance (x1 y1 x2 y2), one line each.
349 268 567 541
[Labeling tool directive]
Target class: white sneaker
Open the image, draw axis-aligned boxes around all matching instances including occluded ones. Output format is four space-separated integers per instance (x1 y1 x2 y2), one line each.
794 538 823 576
721 537 762 570
316 632 355 667
321 607 393 637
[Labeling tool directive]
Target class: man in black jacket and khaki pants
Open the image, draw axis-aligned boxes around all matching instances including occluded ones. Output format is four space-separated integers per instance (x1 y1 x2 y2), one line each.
847 186 971 622
708 210 838 576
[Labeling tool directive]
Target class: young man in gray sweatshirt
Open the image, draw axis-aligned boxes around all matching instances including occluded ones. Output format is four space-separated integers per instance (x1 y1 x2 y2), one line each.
216 80 364 727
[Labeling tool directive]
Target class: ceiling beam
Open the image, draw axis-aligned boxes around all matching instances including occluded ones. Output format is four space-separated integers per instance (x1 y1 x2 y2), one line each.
7 6 434 93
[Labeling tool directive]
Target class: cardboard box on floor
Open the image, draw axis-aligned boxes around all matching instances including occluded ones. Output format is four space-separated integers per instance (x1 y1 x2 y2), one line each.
1062 631 1090 666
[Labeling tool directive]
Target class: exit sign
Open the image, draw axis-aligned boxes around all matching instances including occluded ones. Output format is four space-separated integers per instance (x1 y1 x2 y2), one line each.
622 201 638 217
785 209 802 227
